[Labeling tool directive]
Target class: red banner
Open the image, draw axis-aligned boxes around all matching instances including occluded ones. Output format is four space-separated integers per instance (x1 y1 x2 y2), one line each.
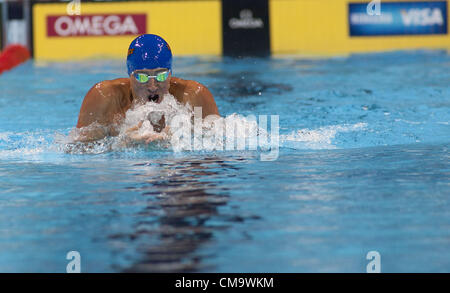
47 14 147 37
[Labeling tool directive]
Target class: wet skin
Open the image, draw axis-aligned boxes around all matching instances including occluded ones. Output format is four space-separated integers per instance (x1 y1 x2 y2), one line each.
75 68 220 142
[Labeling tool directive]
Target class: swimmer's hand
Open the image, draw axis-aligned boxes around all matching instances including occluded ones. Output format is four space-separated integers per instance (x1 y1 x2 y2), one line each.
144 126 170 144
124 121 170 144
127 128 169 144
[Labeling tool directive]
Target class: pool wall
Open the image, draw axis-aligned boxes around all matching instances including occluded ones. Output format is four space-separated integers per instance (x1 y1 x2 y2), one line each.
2 0 449 59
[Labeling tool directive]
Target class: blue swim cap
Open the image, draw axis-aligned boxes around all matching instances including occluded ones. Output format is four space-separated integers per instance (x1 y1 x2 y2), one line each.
126 34 172 76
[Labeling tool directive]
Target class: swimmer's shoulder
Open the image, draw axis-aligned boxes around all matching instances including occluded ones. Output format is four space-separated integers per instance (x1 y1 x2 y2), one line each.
78 78 132 128
170 76 208 91
169 76 219 117
90 78 132 108
92 78 130 96
169 76 211 101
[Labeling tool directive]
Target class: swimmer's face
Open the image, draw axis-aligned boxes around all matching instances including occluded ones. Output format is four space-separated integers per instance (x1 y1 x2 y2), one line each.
130 68 171 104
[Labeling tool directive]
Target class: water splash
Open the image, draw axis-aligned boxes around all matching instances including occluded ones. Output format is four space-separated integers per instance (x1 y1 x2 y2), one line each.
0 129 57 158
0 94 371 158
281 123 368 150
63 94 274 154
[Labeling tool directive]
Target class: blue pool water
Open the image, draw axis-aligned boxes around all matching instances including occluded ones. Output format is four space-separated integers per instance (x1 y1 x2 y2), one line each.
0 51 449 272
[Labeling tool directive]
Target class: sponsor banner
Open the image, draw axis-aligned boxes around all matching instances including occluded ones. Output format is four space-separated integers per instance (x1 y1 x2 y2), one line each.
222 0 270 57
33 1 221 60
349 1 448 36
46 14 146 37
31 0 450 59
270 0 450 56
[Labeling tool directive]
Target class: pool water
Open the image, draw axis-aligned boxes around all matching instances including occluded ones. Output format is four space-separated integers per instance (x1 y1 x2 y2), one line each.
0 51 449 272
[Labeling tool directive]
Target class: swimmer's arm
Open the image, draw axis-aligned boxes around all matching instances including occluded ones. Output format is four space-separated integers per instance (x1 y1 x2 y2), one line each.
74 82 121 142
73 125 110 143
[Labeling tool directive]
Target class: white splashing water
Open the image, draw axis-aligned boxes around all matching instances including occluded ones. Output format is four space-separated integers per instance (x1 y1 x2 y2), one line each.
0 94 368 158
281 123 367 149
0 130 57 158
62 94 273 154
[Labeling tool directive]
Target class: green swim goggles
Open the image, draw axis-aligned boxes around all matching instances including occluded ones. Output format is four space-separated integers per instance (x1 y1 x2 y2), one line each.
133 70 170 83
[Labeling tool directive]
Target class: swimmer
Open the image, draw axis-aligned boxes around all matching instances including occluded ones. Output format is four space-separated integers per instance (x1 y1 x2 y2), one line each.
74 34 219 143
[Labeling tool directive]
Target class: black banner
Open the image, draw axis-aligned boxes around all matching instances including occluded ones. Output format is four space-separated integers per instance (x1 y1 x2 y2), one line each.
0 273 448 290
7 1 23 20
222 0 270 57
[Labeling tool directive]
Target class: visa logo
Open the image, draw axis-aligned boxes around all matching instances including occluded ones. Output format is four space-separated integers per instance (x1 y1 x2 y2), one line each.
400 8 444 26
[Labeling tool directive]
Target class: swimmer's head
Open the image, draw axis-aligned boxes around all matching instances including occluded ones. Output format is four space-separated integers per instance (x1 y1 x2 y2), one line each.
127 34 172 76
127 34 172 105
